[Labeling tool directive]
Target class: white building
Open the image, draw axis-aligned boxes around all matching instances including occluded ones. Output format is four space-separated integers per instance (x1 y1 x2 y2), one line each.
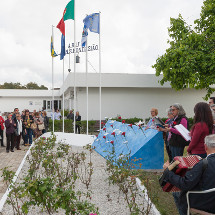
0 89 61 114
0 73 210 119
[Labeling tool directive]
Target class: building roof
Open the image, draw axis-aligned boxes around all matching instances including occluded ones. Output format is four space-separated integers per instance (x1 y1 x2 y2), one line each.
0 89 60 97
60 73 170 94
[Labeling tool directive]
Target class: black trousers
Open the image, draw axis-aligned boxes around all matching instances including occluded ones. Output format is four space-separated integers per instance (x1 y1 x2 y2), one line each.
0 129 4 146
75 125 81 134
6 133 15 151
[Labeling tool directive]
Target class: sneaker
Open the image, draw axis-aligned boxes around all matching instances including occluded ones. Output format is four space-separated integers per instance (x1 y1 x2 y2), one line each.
17 148 21 150
6 150 9 153
11 150 14 152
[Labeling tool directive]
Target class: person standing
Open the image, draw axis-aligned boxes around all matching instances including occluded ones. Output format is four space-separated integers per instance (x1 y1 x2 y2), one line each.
15 114 23 150
34 112 44 138
0 112 5 147
23 110 33 146
42 111 49 133
67 110 74 120
5 113 16 152
145 108 159 130
75 111 81 134
164 108 174 162
160 103 189 159
54 109 62 120
187 102 213 158
12 108 19 120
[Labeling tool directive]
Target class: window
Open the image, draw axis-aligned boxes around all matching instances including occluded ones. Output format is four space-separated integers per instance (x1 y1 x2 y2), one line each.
43 100 46 109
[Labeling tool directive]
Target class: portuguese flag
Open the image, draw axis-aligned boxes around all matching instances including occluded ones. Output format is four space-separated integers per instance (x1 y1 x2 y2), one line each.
63 0 74 21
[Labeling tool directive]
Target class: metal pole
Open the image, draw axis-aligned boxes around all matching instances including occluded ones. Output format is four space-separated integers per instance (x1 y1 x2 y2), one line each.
73 0 76 134
86 40 88 135
62 58 65 133
99 12 101 130
52 25 55 133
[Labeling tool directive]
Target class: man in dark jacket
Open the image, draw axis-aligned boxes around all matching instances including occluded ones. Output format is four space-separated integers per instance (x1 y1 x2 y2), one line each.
67 110 74 120
163 134 215 215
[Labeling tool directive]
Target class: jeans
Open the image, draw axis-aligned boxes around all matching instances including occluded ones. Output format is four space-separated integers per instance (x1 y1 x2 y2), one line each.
25 128 33 145
173 192 187 215
169 145 185 161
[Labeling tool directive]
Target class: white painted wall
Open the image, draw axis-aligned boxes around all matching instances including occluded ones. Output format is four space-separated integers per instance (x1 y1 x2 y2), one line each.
64 87 207 120
0 97 61 113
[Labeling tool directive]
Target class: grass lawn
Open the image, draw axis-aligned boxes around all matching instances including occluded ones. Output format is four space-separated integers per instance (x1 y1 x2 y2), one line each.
135 145 189 215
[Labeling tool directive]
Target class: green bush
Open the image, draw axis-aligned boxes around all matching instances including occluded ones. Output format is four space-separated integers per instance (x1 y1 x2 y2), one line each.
49 119 96 134
49 119 74 133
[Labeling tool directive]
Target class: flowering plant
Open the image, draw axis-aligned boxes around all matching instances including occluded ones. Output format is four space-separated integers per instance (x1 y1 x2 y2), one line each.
121 132 126 136
111 132 115 137
103 136 106 139
103 127 106 131
138 124 146 137
128 123 136 134
122 120 125 124
110 141 114 144
110 124 113 128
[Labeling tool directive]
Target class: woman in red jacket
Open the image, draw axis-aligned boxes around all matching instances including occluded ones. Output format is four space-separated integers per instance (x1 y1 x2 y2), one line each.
0 114 5 147
187 102 214 158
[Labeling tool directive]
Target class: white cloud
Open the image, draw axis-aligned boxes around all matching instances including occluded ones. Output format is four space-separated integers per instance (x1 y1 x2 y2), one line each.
0 0 204 88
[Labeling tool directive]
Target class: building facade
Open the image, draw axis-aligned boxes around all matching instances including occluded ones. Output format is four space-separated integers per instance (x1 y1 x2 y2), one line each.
0 73 210 119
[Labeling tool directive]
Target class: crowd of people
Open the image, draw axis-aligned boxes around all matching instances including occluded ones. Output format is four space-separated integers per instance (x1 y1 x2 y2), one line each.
0 108 49 153
0 108 82 153
145 98 215 215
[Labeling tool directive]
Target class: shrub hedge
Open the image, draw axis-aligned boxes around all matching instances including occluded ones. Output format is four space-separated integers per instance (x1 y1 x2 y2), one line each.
48 117 194 134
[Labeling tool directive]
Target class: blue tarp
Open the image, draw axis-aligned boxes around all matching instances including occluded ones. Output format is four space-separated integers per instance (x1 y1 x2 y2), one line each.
92 120 164 169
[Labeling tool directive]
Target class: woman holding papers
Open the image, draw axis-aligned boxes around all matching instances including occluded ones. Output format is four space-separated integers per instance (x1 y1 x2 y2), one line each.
160 103 189 160
187 102 213 158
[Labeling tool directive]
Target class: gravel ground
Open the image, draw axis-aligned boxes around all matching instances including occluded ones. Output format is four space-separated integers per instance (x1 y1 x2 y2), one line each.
1 144 156 215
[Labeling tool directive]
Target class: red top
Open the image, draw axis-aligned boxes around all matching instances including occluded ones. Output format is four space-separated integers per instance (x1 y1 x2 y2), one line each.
0 116 4 130
187 122 209 155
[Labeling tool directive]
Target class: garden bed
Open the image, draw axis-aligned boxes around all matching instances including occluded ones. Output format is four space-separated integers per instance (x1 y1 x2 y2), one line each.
0 134 158 215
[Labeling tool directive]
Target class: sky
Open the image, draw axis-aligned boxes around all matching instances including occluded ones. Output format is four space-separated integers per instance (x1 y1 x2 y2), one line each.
0 0 204 89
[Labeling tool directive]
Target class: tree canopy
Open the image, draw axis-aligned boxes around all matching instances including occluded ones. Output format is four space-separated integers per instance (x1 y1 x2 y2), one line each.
152 0 215 99
0 82 48 90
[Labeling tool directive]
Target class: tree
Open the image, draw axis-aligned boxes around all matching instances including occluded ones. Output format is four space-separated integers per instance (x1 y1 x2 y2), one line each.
0 82 48 90
152 0 215 99
0 82 25 89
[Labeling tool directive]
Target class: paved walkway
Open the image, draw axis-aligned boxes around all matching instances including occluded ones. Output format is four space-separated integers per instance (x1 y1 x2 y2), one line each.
0 143 29 200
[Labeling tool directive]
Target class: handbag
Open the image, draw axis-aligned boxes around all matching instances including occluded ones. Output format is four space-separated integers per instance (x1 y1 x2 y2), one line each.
14 129 19 136
38 123 45 131
31 123 37 130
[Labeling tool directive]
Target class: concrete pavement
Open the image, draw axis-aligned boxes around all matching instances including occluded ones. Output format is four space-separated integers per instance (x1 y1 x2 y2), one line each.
0 143 29 200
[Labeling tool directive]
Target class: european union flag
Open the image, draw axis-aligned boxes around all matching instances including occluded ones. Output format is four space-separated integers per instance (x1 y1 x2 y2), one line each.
83 13 100 34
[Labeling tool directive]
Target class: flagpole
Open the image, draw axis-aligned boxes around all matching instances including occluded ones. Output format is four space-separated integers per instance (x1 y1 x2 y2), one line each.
86 40 89 135
99 12 102 130
62 58 65 133
73 0 76 134
52 25 55 133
